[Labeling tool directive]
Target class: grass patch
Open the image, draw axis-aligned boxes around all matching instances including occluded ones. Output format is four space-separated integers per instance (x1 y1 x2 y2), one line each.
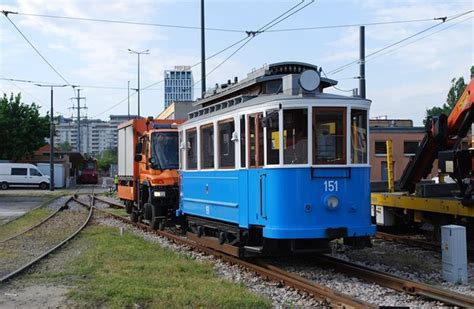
0 196 62 241
103 208 128 217
30 225 270 308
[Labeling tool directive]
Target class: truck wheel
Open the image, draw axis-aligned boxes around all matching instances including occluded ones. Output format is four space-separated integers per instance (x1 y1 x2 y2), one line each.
144 203 153 221
39 182 49 190
1 182 8 190
125 202 133 214
130 210 139 223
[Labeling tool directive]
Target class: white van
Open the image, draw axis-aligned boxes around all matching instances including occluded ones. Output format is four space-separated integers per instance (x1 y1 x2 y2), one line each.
0 163 50 190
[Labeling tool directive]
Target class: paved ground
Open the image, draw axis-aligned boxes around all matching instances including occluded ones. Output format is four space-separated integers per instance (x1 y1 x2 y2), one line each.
0 196 46 226
0 179 114 226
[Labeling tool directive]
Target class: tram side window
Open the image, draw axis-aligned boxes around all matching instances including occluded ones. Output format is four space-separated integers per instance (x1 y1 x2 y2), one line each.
351 109 368 164
240 115 245 168
313 107 346 165
218 120 235 168
179 131 183 170
201 124 214 169
265 109 279 165
248 113 264 167
186 129 197 170
284 109 308 164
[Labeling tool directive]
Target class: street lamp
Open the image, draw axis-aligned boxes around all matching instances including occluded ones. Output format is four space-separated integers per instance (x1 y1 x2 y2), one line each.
128 48 149 118
35 84 68 191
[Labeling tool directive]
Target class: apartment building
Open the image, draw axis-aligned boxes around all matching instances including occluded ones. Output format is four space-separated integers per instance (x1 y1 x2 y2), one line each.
54 115 136 154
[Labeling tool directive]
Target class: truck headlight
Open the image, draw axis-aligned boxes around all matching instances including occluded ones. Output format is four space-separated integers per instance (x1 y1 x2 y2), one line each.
154 191 166 198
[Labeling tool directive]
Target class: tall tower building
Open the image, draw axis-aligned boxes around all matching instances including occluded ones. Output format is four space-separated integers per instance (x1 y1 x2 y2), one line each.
164 66 194 108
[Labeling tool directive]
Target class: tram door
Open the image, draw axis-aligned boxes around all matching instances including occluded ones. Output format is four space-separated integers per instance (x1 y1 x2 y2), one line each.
247 113 267 222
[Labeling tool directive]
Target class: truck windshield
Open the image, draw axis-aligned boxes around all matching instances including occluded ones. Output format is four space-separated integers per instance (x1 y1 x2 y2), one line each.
151 132 179 170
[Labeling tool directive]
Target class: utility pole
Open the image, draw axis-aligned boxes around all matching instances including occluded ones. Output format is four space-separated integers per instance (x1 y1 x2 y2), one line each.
201 0 206 97
35 84 67 191
359 26 366 99
71 88 86 153
127 81 130 119
128 49 149 118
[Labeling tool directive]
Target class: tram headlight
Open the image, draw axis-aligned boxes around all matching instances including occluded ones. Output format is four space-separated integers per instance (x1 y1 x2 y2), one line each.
325 196 339 210
154 191 166 198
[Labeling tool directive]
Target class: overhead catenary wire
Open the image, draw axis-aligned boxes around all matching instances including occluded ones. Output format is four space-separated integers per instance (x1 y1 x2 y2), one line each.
323 14 473 93
93 0 314 118
0 77 197 91
6 10 244 33
326 9 473 76
364 15 473 65
3 10 459 33
193 0 315 86
0 75 47 106
2 11 74 91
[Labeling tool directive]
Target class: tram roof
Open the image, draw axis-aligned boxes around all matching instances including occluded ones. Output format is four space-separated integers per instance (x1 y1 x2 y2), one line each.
185 91 370 124
194 62 338 108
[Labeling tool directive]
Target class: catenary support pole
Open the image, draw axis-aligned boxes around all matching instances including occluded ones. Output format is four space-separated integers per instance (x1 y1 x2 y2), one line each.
127 81 130 119
359 26 366 99
35 83 67 190
49 86 54 191
201 0 206 97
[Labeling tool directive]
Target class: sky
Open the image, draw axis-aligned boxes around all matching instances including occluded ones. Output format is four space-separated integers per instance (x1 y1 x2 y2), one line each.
0 0 472 125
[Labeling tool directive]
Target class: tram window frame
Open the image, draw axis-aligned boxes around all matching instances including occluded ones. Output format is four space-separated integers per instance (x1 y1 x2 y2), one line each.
179 131 184 170
350 109 368 164
240 115 246 168
265 109 280 165
218 119 235 169
248 113 264 168
186 128 197 170
200 123 215 169
312 107 347 165
283 108 308 165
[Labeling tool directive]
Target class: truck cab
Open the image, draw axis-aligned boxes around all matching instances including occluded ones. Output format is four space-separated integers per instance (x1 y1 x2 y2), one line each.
117 118 183 229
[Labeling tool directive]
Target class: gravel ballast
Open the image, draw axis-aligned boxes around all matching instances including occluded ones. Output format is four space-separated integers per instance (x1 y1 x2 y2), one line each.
97 217 322 307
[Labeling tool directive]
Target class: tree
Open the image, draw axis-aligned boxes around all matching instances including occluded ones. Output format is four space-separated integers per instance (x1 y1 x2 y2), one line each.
58 141 73 151
97 148 118 171
426 65 473 118
0 93 50 161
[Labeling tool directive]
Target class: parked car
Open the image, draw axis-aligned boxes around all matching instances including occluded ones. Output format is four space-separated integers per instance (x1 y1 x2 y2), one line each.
0 163 50 190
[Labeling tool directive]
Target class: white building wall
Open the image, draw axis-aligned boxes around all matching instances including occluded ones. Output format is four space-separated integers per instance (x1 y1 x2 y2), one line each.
53 115 131 154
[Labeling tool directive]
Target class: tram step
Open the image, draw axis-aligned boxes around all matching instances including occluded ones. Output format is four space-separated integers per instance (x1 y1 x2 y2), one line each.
244 246 264 253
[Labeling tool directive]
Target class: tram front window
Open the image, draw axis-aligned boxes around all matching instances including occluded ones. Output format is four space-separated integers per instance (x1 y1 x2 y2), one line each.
313 107 346 165
284 109 308 164
351 109 367 164
151 132 179 170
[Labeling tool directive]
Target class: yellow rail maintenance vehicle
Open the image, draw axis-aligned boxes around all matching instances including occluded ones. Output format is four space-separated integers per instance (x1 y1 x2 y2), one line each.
371 79 474 237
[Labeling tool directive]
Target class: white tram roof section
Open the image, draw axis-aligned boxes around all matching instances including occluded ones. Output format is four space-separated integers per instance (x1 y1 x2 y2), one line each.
185 61 369 125
195 62 338 108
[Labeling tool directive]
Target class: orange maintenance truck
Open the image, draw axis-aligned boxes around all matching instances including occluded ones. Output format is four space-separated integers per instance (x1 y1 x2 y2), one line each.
117 117 183 229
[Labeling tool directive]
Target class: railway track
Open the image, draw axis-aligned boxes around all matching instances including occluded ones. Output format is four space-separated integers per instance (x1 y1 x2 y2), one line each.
91 195 474 308
0 195 93 283
91 195 373 308
312 255 474 308
376 231 474 262
0 197 72 244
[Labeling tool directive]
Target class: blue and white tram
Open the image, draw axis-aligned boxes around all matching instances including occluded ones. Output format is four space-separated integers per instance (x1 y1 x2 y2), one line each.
177 62 375 256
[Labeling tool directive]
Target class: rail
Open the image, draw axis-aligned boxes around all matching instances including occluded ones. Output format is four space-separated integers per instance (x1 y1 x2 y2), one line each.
313 255 474 308
0 197 72 244
91 195 373 308
92 195 474 308
0 195 93 283
376 231 474 262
